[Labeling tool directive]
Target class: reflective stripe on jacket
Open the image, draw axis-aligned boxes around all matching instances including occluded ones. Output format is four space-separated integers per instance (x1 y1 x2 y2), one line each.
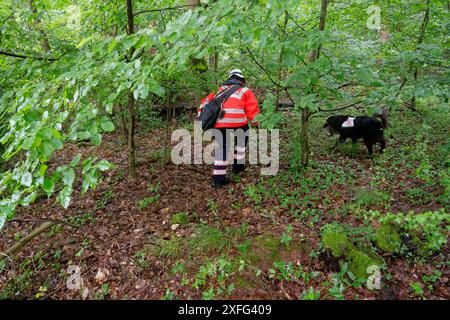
198 86 260 128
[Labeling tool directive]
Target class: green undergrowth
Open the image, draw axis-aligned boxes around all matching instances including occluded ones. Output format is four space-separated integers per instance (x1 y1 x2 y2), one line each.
322 223 384 279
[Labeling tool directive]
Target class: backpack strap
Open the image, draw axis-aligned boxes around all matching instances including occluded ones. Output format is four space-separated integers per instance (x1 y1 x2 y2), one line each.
213 84 241 106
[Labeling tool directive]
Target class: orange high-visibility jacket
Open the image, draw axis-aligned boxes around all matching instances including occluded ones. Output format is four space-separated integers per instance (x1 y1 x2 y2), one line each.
198 85 260 128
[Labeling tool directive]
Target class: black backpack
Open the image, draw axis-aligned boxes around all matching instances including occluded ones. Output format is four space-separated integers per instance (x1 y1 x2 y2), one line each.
198 84 241 130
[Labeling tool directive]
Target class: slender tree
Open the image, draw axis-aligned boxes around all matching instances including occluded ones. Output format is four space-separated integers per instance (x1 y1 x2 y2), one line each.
300 0 329 167
410 0 431 110
126 0 136 179
28 0 51 52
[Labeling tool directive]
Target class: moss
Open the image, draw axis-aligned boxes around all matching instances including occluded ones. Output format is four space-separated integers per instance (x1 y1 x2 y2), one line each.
148 149 166 164
149 225 233 258
322 223 383 279
171 212 189 225
322 228 351 257
346 247 382 279
245 235 282 265
375 222 402 253
402 232 429 258
242 234 310 271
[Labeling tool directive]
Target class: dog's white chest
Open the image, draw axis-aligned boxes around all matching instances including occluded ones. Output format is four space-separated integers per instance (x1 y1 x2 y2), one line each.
341 117 355 128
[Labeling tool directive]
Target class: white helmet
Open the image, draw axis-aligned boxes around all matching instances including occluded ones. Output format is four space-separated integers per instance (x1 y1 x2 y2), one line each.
228 69 245 80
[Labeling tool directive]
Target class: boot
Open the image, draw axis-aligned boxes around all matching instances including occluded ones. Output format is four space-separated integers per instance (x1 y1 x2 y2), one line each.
212 176 229 188
232 164 245 175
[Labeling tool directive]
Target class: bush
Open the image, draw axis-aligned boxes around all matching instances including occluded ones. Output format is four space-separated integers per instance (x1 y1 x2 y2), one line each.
380 209 449 256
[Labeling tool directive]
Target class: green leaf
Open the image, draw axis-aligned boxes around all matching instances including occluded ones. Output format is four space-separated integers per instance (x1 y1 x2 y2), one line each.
22 136 35 150
39 165 48 177
43 177 55 194
59 187 72 209
63 168 75 186
21 172 33 187
41 141 55 161
82 179 90 194
149 83 165 97
70 153 82 167
108 39 117 53
284 49 297 67
123 36 138 50
101 120 115 132
90 134 102 146
105 102 113 114
0 215 5 229
76 36 94 48
134 36 147 50
21 192 37 206
96 160 114 171
50 137 64 150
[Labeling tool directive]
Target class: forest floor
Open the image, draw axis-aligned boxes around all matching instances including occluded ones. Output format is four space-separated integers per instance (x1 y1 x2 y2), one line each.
0 108 449 300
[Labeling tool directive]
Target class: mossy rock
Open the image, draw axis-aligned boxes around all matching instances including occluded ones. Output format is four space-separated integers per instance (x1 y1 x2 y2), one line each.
171 212 189 225
402 232 429 258
322 224 351 257
375 222 402 253
375 221 430 257
345 247 383 279
236 234 311 289
242 234 310 272
322 223 384 279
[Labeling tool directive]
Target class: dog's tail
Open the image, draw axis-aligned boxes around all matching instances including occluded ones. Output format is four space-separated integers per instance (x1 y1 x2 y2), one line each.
373 109 388 129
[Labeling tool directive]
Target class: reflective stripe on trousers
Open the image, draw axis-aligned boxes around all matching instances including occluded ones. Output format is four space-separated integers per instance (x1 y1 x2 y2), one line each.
213 125 249 180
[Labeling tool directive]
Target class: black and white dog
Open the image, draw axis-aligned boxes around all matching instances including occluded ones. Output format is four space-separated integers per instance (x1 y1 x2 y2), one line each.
323 111 388 155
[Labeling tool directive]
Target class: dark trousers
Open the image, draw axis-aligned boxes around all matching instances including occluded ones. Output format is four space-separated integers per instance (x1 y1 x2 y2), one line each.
213 125 249 186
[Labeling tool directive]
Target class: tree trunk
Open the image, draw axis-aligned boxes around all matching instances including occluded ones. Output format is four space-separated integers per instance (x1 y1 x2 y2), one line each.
410 0 430 110
127 92 136 178
276 12 289 112
163 91 172 166
300 108 311 167
186 0 205 106
126 0 136 179
28 0 51 52
186 0 200 8
114 104 128 140
209 49 218 71
300 0 329 167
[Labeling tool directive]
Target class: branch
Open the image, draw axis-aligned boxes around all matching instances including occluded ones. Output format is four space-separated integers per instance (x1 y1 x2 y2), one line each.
11 218 78 228
243 45 282 89
396 78 407 97
243 43 296 105
318 99 364 112
285 11 320 34
133 4 208 16
0 222 55 258
0 50 57 61
1 12 14 25
337 82 357 90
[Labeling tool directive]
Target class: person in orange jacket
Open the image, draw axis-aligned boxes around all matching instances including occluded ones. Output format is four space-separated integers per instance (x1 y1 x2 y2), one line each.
198 69 260 188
